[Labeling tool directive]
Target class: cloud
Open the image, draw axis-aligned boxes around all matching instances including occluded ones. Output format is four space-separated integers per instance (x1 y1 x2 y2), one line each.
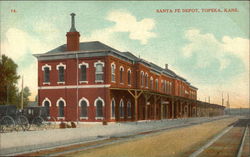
182 29 249 70
81 10 156 46
1 27 61 101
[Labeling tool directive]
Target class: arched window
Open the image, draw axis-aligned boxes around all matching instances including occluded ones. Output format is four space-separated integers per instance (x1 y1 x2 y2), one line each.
119 99 124 118
96 100 103 117
170 82 172 94
94 60 105 82
111 63 116 82
44 101 50 117
145 73 148 88
58 67 65 82
127 70 131 85
80 100 88 117
58 101 64 117
155 79 158 90
141 72 144 87
120 66 124 83
111 98 115 118
150 77 153 89
127 101 131 118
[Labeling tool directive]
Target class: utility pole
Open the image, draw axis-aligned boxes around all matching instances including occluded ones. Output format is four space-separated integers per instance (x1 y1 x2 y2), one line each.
208 96 210 104
227 93 230 115
21 76 24 109
222 93 224 106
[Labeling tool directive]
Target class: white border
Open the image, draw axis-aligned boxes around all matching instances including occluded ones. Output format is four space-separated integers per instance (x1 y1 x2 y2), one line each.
42 98 51 107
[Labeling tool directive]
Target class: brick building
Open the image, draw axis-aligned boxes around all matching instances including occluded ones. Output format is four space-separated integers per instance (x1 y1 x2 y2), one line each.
34 13 224 122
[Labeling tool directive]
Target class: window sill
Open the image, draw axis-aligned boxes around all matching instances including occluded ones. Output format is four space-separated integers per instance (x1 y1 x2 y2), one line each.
57 117 65 120
111 116 115 120
43 82 50 85
80 117 88 120
120 83 124 85
57 82 65 84
79 81 88 84
128 84 131 87
95 117 104 120
95 80 104 83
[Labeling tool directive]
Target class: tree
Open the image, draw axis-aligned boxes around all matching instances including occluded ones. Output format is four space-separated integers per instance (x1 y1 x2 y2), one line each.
22 86 31 107
0 55 20 105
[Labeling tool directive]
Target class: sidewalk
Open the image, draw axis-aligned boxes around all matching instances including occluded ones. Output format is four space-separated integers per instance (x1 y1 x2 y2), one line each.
0 116 226 155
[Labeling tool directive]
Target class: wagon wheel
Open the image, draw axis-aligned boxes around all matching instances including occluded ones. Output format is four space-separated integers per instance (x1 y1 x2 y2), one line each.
46 117 56 129
32 117 45 130
17 115 30 131
0 116 15 132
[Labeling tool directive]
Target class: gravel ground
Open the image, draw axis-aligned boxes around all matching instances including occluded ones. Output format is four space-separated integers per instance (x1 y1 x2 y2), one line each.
70 117 239 157
0 116 229 155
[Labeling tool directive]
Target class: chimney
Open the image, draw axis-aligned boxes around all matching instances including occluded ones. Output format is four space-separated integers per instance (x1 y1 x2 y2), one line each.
66 13 80 51
165 64 168 69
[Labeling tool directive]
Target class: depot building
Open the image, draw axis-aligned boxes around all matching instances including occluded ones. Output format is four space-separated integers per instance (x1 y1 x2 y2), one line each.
34 13 225 122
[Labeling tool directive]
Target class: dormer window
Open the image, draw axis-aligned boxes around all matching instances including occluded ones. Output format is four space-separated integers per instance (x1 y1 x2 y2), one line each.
56 63 66 84
94 60 105 83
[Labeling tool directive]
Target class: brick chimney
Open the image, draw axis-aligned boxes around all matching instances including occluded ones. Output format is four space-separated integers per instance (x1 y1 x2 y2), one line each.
66 13 80 51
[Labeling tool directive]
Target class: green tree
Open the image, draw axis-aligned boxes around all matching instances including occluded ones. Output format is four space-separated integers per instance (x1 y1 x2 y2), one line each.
22 86 31 107
0 55 20 105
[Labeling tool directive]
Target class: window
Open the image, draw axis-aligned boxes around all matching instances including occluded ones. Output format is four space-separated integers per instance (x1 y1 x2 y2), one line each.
161 80 164 92
111 98 115 118
95 64 104 82
140 72 144 87
155 79 158 90
111 64 116 82
58 67 65 82
120 66 124 83
44 101 50 117
167 81 169 94
96 100 103 117
119 99 124 118
42 64 51 84
58 101 64 117
128 70 131 85
127 101 131 118
80 65 87 81
44 67 50 83
80 100 88 117
164 80 167 93
150 77 153 89
170 82 172 94
145 73 148 88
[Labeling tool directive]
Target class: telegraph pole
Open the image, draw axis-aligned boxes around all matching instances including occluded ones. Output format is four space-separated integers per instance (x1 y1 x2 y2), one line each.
227 93 230 115
21 76 24 109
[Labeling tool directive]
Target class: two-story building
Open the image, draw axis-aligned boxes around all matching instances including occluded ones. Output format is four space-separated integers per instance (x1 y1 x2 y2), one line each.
34 13 224 122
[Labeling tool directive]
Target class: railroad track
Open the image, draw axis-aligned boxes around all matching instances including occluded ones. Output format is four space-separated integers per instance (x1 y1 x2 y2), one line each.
190 118 250 157
12 116 233 157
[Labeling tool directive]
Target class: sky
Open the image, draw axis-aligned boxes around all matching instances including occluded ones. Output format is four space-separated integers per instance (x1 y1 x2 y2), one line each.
0 1 249 108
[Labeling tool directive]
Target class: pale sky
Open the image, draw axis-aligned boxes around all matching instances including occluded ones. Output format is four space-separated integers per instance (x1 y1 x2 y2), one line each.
0 1 249 108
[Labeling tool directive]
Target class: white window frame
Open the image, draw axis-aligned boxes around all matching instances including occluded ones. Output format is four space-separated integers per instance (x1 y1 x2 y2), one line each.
94 60 105 83
150 76 153 89
42 64 52 85
78 97 89 120
79 62 89 84
111 62 116 83
56 63 66 84
140 71 144 87
119 99 124 118
42 98 51 107
56 97 66 119
94 97 105 120
111 98 116 119
127 69 132 86
119 66 124 84
145 73 148 88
